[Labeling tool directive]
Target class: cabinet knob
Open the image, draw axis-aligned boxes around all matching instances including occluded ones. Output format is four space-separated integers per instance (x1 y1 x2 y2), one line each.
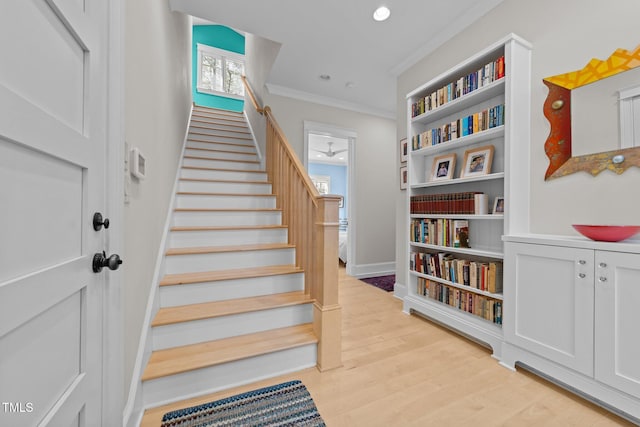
578 273 586 279
578 260 586 265
599 262 607 268
598 276 607 283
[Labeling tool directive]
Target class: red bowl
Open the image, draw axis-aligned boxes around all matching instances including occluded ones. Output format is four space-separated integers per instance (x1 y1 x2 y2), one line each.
572 225 640 242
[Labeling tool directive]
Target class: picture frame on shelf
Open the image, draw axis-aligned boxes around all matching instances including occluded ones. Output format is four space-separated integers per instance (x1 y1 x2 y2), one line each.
400 165 408 190
430 153 456 181
400 138 408 163
492 196 505 214
460 145 494 178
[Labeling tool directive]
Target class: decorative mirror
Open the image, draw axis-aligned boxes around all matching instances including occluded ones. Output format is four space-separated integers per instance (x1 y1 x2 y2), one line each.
543 45 640 180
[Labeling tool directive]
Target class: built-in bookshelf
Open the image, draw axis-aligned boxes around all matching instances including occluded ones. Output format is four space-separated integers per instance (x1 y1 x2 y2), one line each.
403 34 531 358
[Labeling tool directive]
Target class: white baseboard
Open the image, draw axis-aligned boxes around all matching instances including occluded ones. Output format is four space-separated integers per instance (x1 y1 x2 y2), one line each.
393 281 407 300
348 262 395 279
122 104 193 427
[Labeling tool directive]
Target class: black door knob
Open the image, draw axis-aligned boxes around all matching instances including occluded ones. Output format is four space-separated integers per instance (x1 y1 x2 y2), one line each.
93 251 123 273
93 212 110 231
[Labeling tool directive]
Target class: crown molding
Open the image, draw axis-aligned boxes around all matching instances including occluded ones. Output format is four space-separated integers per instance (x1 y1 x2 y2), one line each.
390 0 505 76
265 83 395 120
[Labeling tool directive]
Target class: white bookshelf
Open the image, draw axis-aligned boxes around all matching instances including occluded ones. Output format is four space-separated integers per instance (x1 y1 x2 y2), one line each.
403 34 532 358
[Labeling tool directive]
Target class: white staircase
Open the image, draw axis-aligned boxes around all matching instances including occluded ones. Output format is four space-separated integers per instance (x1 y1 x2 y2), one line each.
141 106 317 408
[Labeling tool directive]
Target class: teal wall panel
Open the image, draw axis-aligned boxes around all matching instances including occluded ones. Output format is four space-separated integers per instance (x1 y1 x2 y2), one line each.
193 25 245 112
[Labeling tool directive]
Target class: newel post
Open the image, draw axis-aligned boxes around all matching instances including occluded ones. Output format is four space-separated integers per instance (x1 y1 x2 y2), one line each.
313 195 342 371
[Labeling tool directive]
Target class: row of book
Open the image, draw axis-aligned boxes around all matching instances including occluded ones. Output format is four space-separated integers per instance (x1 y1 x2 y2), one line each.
411 104 505 151
411 218 470 248
410 252 503 293
410 192 488 215
416 277 503 325
410 55 505 118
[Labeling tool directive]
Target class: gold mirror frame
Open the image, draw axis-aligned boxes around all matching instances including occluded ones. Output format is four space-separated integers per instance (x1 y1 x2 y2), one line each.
543 45 640 180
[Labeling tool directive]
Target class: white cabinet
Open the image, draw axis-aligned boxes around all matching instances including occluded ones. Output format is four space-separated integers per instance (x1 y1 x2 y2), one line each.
403 34 532 358
594 250 640 398
503 237 640 422
503 242 594 376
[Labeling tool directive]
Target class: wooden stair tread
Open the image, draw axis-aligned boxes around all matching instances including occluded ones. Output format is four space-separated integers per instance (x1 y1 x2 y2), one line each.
188 132 253 141
191 117 248 126
187 138 254 148
176 191 274 197
182 166 266 173
152 291 314 327
171 224 285 231
159 264 303 286
184 155 260 164
189 125 251 135
142 324 316 381
180 178 269 184
174 208 281 212
185 147 257 156
166 242 294 256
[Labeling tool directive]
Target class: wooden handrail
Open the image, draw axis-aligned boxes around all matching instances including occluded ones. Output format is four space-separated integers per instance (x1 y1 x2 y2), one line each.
241 76 342 371
241 75 264 115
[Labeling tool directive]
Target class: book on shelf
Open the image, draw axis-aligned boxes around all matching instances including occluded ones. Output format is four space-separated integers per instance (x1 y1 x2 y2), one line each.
410 192 485 215
411 103 505 150
410 55 506 118
415 277 502 325
410 218 470 248
453 220 469 248
410 251 503 296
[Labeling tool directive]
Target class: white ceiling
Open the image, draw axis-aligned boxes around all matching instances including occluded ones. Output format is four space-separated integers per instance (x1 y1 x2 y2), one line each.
308 134 349 166
172 0 504 118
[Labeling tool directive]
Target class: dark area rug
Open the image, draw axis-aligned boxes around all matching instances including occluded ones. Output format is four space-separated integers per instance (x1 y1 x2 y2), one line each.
161 380 325 427
361 275 395 292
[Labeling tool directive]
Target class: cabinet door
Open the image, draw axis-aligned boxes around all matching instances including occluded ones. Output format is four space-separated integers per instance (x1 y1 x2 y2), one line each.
595 251 640 397
504 242 594 375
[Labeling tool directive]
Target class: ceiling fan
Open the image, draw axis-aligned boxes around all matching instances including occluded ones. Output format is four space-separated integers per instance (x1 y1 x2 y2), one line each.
314 141 347 158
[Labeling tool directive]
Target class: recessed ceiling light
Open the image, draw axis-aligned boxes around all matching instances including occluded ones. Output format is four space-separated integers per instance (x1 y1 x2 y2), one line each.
373 6 390 22
319 74 331 81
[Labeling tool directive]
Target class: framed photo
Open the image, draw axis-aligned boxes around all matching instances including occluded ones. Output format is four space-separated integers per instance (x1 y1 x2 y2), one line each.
400 138 408 163
460 145 494 178
429 153 456 181
400 165 408 190
493 196 505 214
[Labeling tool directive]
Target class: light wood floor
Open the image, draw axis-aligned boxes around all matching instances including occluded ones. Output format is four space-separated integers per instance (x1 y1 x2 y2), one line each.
141 267 634 426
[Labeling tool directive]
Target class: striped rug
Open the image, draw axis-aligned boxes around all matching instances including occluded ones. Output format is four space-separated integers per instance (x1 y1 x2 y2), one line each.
160 380 325 426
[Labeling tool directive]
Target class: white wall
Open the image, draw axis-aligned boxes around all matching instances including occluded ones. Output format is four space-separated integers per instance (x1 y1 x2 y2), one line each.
124 3 192 391
264 94 397 269
395 0 640 289
244 34 281 157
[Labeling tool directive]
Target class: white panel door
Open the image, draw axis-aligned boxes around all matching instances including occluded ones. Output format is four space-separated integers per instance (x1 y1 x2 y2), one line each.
0 0 109 426
594 251 640 397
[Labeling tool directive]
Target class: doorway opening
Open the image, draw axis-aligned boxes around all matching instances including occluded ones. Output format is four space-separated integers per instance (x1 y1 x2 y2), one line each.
303 121 356 276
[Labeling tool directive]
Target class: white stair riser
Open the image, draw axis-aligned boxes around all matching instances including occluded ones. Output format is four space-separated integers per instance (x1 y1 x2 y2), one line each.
186 140 256 153
172 210 282 227
184 148 257 162
192 110 244 119
159 273 304 307
189 121 249 132
189 126 250 139
152 304 313 350
178 180 271 194
187 132 253 145
164 248 295 274
183 157 261 171
181 168 267 181
175 194 276 209
142 344 317 408
169 228 287 247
